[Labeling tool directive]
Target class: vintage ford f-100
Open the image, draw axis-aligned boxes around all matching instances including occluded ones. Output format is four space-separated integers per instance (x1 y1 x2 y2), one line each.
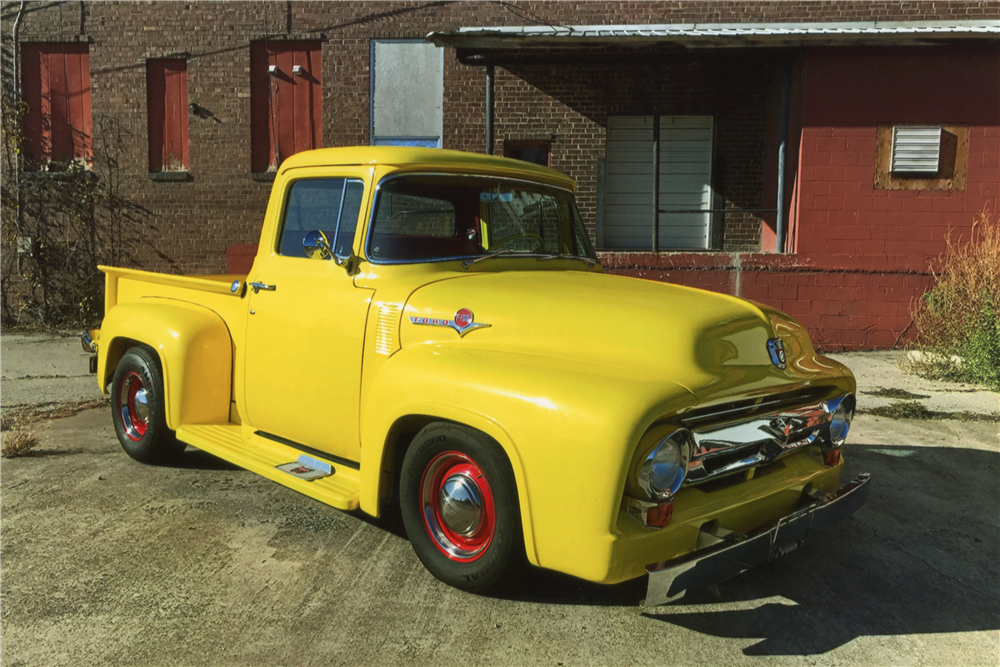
89 147 869 605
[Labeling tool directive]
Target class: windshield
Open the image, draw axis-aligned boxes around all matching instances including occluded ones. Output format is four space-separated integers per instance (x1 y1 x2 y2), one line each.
367 174 596 264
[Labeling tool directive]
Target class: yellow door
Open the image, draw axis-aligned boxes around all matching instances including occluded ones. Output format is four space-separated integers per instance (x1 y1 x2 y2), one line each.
243 176 371 462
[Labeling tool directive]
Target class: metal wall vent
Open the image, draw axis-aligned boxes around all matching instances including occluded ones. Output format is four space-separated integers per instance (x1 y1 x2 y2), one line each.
374 303 401 355
891 125 942 174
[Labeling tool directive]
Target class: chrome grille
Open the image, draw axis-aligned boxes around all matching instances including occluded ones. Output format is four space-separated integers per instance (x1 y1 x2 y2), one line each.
681 389 850 486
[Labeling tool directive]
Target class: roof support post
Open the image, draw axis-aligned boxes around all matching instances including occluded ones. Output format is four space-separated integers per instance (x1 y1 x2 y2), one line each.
485 63 495 155
775 61 791 254
652 64 661 253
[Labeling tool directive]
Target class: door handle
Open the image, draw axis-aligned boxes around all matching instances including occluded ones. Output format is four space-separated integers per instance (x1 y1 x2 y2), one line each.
249 282 276 293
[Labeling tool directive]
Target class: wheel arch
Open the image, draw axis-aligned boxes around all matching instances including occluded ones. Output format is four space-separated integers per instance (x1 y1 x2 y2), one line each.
362 408 539 567
98 299 233 430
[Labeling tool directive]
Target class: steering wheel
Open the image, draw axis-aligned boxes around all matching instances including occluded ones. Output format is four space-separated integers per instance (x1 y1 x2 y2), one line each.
491 232 544 253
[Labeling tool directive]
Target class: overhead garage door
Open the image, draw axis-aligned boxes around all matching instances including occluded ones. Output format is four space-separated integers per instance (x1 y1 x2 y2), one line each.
604 116 714 249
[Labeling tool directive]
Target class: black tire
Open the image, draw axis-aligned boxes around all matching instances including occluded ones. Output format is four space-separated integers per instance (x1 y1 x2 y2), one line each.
400 422 524 592
110 347 185 465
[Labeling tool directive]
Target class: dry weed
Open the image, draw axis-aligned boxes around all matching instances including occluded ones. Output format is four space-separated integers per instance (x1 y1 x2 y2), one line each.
1 430 38 458
909 209 1000 390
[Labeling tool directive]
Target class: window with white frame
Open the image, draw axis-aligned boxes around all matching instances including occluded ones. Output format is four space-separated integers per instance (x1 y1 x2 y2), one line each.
370 40 443 148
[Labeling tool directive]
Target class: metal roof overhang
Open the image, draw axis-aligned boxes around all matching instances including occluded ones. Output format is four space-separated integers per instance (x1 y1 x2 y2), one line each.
427 20 1000 50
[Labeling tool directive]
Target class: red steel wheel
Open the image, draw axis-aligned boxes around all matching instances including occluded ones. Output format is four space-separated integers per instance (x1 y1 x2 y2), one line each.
419 451 496 562
110 346 185 465
118 370 150 441
401 422 523 591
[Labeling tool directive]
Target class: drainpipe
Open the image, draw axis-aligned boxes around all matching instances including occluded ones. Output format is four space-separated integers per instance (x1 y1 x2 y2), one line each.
652 64 661 253
775 62 791 254
485 63 495 155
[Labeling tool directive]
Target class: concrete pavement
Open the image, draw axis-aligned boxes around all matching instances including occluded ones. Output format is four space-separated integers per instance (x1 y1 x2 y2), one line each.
1 333 998 666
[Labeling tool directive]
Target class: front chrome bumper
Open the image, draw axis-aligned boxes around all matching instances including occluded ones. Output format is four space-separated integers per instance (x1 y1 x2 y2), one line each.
642 472 871 607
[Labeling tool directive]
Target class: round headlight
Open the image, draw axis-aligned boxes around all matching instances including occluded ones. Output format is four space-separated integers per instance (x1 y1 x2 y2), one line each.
827 395 854 446
638 429 692 500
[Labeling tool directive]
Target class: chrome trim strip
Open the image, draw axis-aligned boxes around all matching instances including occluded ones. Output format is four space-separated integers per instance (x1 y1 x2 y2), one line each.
409 315 491 337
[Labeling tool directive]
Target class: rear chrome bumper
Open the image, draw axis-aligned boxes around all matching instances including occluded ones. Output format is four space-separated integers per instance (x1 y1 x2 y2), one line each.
642 472 871 607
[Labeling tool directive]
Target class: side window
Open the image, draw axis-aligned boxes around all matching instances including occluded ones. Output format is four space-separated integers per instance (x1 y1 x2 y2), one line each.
279 178 364 258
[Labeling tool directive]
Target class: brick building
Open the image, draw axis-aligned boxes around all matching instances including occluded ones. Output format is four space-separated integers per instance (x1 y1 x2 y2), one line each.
2 1 998 348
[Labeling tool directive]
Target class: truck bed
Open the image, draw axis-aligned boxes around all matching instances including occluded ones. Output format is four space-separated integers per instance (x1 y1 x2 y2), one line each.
100 265 249 333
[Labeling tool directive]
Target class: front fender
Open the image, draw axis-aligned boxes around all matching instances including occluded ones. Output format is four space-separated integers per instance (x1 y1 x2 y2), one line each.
359 345 696 582
99 299 233 430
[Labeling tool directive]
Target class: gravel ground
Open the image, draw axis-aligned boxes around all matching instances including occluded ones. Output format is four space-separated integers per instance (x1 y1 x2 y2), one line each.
1 334 998 666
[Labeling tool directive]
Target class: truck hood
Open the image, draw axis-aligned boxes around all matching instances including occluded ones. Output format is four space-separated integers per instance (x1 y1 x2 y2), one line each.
400 270 835 401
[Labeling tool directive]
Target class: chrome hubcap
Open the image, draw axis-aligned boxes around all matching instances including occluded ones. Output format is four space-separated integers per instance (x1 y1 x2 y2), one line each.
119 372 149 442
419 451 496 562
133 388 150 423
438 474 483 536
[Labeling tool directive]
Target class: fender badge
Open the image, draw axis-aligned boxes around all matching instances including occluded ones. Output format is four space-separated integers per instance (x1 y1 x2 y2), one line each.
767 338 787 370
410 308 491 337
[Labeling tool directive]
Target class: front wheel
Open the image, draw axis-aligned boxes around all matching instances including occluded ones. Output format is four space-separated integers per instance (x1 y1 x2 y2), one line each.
110 347 185 465
400 423 523 592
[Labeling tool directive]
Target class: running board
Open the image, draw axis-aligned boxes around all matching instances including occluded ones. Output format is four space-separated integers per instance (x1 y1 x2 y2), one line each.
175 424 360 510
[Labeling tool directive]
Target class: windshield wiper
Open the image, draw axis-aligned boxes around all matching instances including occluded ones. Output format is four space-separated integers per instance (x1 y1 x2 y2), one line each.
535 253 600 266
462 250 548 268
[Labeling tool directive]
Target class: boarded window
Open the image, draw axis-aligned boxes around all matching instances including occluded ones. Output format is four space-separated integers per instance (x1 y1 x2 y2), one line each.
146 59 190 172
250 41 322 172
371 41 442 147
874 124 968 192
21 42 93 169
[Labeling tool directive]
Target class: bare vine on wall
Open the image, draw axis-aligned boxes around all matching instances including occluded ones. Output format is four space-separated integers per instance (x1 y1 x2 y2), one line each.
1 45 150 329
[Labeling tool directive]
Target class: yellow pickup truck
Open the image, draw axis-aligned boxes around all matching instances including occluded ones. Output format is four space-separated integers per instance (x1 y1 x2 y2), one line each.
90 146 869 605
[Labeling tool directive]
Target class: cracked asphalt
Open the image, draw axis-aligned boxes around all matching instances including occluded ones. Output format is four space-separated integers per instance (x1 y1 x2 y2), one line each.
1 333 998 666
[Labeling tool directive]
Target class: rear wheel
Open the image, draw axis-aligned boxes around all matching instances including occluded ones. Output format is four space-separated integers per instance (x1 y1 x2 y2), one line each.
400 422 523 592
111 347 184 464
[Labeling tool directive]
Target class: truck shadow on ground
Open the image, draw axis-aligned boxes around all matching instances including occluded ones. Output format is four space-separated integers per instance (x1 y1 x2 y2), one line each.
638 443 1000 655
480 443 1000 654
174 446 243 471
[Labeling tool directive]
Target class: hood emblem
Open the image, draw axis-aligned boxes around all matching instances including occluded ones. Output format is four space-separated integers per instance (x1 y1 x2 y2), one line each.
767 338 787 370
410 308 491 337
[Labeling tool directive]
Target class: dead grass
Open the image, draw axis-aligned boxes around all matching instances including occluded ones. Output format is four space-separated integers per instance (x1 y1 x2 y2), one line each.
864 387 930 400
866 400 998 423
1 430 38 458
0 398 108 458
908 209 1000 391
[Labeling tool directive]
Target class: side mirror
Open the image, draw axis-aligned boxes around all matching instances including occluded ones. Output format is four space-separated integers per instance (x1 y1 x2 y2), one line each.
303 229 355 269
303 230 332 260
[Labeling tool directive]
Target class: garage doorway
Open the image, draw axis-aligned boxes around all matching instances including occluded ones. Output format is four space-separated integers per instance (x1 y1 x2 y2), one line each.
604 116 714 249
